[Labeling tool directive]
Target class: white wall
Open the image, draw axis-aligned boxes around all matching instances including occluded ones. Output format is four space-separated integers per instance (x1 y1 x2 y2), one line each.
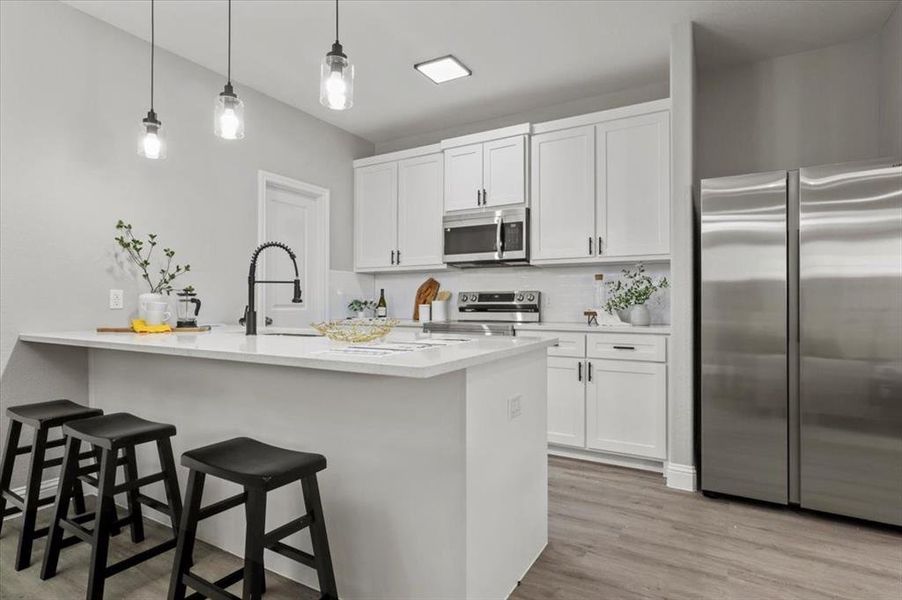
879 2 902 158
371 264 671 325
0 0 372 483
697 34 883 179
374 80 669 154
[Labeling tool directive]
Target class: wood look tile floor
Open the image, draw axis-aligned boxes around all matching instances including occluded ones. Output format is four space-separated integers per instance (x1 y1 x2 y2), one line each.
2 456 900 599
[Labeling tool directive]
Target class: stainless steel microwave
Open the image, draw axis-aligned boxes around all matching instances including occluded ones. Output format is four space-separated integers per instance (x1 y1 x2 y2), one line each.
443 207 529 267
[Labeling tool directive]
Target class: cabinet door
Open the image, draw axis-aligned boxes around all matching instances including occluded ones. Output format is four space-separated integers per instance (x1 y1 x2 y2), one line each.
483 135 526 208
397 153 444 267
596 111 670 257
444 143 484 212
531 127 596 260
354 162 398 270
585 359 666 459
547 357 586 448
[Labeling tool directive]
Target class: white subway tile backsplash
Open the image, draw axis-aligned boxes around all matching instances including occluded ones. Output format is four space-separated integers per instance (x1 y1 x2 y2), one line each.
372 264 670 324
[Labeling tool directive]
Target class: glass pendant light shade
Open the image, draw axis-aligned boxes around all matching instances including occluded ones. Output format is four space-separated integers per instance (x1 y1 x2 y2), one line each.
215 83 245 140
138 110 166 160
320 42 354 110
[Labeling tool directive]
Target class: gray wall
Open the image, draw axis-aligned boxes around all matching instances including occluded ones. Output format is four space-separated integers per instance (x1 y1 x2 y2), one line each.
697 33 884 180
880 2 902 157
374 80 669 154
0 1 372 484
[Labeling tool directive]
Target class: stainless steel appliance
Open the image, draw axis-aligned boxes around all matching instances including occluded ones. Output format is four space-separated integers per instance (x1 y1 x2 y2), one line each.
456 290 540 323
443 207 529 267
700 158 902 526
422 322 516 336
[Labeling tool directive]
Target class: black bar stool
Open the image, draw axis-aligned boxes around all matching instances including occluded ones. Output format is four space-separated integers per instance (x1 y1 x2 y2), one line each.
41 412 184 600
0 399 102 570
168 436 338 600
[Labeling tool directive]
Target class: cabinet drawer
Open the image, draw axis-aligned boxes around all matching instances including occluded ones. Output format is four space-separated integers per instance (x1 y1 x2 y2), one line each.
586 333 666 362
526 331 586 357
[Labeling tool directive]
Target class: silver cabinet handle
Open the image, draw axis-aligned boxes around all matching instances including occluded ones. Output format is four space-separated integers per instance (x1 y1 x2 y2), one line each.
390 250 395 265
578 361 583 382
588 236 593 255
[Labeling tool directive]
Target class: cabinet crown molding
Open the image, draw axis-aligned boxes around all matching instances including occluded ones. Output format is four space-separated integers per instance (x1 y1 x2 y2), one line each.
440 123 531 150
353 144 442 168
531 98 671 135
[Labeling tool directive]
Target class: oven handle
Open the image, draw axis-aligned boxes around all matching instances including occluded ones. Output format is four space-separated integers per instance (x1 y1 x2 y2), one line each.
495 216 504 258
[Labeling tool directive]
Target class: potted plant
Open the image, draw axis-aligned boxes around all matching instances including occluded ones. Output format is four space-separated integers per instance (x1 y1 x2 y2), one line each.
114 220 191 320
347 299 375 319
603 263 669 326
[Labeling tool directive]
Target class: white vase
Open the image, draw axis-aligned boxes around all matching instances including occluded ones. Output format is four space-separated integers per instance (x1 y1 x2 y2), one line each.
629 304 651 326
138 292 165 321
617 308 632 323
356 311 366 319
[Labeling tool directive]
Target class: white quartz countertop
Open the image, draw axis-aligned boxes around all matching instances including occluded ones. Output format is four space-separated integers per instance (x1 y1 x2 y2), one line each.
391 320 671 335
19 327 556 379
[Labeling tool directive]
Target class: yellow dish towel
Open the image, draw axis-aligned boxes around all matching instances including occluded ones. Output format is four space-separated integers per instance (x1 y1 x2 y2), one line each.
131 319 172 333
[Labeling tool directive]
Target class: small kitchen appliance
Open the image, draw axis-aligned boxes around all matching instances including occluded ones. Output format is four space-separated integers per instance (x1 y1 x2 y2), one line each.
175 289 202 328
442 208 529 267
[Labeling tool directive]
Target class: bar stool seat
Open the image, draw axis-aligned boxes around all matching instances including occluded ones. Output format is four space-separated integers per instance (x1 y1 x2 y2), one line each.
6 399 103 428
182 436 326 489
65 412 177 450
170 437 337 600
1 399 102 570
41 412 183 600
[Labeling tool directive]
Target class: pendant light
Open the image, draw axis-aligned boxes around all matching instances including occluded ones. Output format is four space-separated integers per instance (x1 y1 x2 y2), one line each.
319 0 354 110
214 0 245 139
138 0 166 159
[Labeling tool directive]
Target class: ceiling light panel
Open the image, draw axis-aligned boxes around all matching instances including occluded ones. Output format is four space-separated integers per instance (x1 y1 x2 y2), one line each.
414 55 471 84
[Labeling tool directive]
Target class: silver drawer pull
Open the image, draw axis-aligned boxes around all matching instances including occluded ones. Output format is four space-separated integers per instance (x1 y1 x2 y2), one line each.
613 345 636 350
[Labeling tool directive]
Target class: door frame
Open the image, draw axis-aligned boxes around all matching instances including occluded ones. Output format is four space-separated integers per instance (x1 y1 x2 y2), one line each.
256 170 331 329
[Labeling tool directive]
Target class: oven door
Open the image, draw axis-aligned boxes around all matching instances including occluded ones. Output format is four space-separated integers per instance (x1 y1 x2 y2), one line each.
443 208 527 264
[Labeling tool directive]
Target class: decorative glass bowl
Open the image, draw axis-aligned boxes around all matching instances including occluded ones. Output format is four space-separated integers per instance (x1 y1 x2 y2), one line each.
311 318 399 343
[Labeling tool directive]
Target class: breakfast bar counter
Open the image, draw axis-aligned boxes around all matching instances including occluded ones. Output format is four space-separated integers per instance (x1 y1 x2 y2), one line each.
21 328 554 599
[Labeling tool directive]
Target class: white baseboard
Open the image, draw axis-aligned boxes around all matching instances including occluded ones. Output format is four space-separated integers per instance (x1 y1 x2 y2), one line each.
3 477 61 521
664 462 697 491
548 446 664 474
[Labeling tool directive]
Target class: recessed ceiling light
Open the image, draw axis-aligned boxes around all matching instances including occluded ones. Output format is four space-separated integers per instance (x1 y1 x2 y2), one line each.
414 55 471 84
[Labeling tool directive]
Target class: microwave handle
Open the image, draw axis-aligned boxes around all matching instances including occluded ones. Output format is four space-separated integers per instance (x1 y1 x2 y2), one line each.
495 217 504 256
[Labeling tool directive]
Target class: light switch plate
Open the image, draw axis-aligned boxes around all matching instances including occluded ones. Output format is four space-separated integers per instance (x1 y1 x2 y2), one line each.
109 289 124 310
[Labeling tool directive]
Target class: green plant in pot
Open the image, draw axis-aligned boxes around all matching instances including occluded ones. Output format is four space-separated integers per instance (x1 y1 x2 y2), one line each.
602 263 668 326
114 220 191 321
348 299 375 319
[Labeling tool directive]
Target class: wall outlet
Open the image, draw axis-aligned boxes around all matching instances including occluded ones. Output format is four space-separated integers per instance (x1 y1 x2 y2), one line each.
508 395 522 420
109 289 124 310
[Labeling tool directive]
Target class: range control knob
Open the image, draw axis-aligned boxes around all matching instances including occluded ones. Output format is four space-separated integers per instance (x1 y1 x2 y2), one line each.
516 294 524 302
526 293 535 302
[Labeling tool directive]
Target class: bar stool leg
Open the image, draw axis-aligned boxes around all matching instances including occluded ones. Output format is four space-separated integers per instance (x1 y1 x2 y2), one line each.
0 420 23 537
242 488 267 600
91 447 121 537
168 470 205 600
122 446 145 543
40 436 81 580
15 427 49 570
156 438 183 534
302 476 338 599
86 448 117 600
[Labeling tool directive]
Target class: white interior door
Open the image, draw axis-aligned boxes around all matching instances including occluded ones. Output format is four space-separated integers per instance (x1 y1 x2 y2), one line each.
483 135 526 208
397 153 443 267
258 173 329 329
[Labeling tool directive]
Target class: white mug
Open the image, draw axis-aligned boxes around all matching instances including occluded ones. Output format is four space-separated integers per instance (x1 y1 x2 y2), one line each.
144 309 171 326
418 303 431 322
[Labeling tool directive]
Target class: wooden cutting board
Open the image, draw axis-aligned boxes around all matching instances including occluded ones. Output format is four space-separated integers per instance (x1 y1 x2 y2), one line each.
96 325 212 333
413 278 440 320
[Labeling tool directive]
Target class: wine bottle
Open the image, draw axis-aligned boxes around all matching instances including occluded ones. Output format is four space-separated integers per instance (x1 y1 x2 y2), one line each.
376 288 388 318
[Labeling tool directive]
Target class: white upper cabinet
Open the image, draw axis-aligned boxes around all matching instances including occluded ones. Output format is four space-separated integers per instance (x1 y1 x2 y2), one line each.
530 126 596 261
483 136 526 208
397 153 443 267
353 145 445 273
596 111 670 257
444 143 484 212
354 162 398 270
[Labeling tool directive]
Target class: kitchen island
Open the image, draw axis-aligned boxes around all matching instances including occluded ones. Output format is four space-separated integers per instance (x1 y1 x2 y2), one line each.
20 328 554 600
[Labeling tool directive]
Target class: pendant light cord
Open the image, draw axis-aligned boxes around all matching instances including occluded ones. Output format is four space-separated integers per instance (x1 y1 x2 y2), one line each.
150 0 155 110
227 0 232 84
335 0 339 42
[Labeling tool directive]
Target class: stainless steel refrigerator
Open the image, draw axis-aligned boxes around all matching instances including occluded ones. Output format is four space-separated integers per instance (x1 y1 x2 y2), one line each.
700 158 902 526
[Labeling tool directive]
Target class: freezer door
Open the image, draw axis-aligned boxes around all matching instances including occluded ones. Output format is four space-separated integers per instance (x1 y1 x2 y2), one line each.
701 171 789 503
799 159 902 526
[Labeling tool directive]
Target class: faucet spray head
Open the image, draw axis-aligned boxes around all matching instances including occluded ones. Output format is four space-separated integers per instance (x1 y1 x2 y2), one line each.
292 279 303 303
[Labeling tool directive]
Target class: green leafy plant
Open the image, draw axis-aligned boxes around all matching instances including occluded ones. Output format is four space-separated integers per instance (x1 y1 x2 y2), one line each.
348 299 375 314
603 263 669 315
114 220 191 294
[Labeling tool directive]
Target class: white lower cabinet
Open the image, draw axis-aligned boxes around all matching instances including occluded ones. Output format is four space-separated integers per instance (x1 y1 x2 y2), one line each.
585 359 666 460
539 331 668 463
547 357 586 448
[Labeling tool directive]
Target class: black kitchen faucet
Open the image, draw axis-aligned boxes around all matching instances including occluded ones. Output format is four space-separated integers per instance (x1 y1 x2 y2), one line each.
244 241 302 335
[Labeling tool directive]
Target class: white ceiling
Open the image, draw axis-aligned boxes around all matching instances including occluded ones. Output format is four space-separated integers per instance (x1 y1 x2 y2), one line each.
65 0 897 144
